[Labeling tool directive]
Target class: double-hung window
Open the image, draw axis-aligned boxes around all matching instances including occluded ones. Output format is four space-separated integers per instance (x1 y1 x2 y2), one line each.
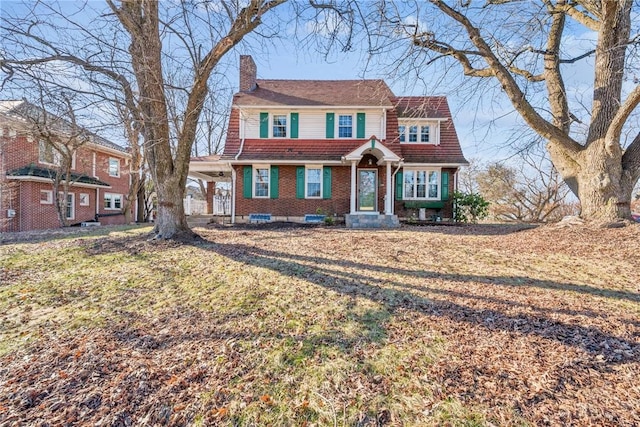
254 167 270 198
338 115 353 138
108 158 120 177
403 169 439 199
408 126 418 142
104 193 123 210
272 115 287 138
306 167 322 198
420 125 430 143
398 125 406 142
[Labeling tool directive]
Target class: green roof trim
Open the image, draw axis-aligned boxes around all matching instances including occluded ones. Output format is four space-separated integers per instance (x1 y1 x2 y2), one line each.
7 165 111 188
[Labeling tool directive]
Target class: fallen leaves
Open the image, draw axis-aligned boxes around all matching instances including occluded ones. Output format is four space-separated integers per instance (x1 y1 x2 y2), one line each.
0 223 639 425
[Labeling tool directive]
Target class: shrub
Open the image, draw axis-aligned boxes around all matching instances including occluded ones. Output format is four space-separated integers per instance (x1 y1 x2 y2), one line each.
453 191 489 223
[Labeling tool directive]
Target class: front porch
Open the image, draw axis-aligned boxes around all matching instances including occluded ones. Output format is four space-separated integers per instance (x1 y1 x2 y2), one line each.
342 137 402 228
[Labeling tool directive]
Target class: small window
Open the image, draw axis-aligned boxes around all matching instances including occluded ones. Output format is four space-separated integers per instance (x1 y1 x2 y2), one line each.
39 140 60 166
338 115 353 138
104 193 123 210
408 126 418 142
306 167 322 198
272 115 287 138
253 167 269 198
420 125 430 143
79 193 90 206
65 193 75 220
398 125 406 142
40 190 53 204
108 158 120 177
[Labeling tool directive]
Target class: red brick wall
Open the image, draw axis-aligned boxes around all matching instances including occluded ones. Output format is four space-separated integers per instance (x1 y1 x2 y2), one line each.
235 165 351 217
1 127 131 232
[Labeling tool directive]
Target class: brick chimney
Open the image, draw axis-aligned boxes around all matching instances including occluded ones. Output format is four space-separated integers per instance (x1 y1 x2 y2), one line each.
239 55 257 92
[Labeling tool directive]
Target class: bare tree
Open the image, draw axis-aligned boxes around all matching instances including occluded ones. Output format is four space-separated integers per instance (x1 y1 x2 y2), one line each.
383 0 640 224
2 0 286 239
476 151 573 223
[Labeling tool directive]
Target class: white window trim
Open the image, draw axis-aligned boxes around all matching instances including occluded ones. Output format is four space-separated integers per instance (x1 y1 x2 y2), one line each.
398 120 439 145
271 113 288 139
403 167 441 200
104 192 123 210
252 165 270 199
65 192 75 220
305 165 323 199
336 113 354 139
79 193 90 206
108 158 120 177
40 190 53 205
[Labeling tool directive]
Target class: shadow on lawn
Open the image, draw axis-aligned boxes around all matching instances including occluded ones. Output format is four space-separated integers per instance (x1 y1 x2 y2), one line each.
201 241 640 364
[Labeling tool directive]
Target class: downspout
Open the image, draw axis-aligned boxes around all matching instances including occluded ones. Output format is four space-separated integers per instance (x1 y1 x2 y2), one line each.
230 163 236 224
391 159 404 214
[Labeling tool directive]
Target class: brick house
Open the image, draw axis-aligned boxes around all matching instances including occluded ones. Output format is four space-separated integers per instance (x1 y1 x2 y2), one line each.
0 100 131 232
189 56 468 227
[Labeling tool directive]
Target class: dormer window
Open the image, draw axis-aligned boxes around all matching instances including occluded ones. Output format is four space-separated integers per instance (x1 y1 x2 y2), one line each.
398 120 439 144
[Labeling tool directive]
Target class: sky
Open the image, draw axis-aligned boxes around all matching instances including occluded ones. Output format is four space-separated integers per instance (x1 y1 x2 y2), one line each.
2 0 635 167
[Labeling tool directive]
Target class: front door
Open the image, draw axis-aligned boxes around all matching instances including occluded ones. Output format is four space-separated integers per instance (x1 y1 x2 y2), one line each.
358 169 377 212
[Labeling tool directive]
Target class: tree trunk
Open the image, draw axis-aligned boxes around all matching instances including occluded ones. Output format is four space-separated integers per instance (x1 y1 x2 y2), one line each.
555 140 633 222
152 176 192 239
136 173 146 223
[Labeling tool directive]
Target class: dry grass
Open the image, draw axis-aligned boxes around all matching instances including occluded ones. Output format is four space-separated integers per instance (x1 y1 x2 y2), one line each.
0 223 639 426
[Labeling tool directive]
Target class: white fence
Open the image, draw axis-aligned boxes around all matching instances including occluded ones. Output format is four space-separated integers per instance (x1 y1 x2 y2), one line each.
184 195 231 216
213 195 231 215
183 197 207 216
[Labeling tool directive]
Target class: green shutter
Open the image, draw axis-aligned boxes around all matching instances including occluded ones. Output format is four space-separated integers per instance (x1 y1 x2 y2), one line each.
259 112 269 138
290 113 299 139
325 113 334 138
322 167 332 199
357 112 366 138
243 166 252 198
270 166 279 199
296 166 305 199
441 171 449 201
395 171 403 200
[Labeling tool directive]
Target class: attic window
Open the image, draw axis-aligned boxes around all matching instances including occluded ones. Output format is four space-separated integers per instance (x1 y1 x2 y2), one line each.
398 120 439 145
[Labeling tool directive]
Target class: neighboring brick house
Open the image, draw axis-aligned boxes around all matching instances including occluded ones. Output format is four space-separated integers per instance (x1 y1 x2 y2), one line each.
189 55 468 227
0 100 131 232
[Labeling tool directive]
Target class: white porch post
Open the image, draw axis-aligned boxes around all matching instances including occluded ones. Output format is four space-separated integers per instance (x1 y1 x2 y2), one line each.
385 161 392 215
350 160 357 214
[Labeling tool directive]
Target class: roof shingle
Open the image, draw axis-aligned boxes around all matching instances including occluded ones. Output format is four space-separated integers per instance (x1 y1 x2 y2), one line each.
234 80 395 107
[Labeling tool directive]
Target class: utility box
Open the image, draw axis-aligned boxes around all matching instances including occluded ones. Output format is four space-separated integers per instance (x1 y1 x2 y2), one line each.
418 208 426 221
7 209 15 218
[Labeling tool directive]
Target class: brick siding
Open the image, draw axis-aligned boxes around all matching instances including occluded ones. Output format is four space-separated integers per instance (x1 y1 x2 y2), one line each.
0 126 131 232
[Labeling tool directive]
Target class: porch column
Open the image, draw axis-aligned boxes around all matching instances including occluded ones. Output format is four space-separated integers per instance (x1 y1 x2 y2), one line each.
206 181 215 214
385 161 392 215
350 160 357 214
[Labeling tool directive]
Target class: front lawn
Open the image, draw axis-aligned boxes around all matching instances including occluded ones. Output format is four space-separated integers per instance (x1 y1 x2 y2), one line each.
0 224 638 425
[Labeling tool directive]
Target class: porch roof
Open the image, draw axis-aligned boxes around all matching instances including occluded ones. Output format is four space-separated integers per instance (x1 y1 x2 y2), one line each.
188 155 233 182
7 165 111 188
